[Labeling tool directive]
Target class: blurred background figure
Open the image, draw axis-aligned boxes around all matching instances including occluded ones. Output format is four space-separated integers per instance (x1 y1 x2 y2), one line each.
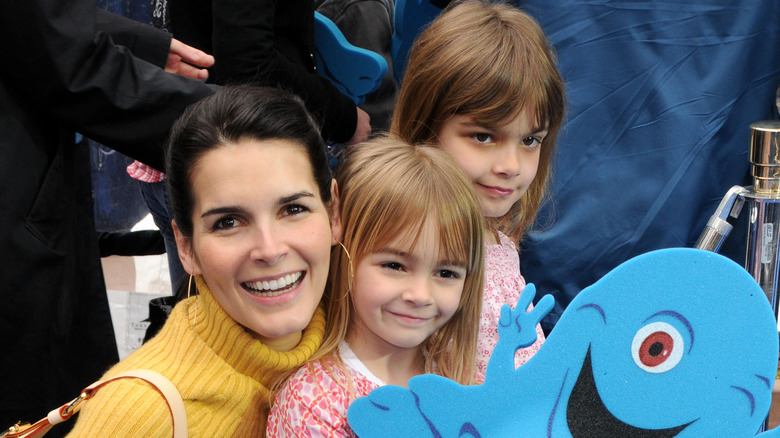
0 0 214 433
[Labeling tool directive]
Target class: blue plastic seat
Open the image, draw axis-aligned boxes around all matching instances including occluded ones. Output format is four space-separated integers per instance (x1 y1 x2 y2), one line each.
313 11 388 106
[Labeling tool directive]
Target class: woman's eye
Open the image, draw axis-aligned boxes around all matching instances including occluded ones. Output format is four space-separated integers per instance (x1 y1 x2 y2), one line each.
522 136 542 148
473 133 493 144
213 216 240 231
283 203 309 216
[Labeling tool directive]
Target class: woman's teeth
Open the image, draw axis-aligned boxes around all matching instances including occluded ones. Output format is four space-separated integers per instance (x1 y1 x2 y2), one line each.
244 272 303 296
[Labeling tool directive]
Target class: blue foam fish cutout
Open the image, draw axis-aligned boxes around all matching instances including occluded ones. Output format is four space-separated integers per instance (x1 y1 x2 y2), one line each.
348 248 780 437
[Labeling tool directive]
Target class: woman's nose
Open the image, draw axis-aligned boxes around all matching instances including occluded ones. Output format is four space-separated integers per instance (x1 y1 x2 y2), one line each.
249 223 287 265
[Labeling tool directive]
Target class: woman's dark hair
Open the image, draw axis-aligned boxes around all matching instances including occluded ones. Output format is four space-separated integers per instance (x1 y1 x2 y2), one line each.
166 85 332 239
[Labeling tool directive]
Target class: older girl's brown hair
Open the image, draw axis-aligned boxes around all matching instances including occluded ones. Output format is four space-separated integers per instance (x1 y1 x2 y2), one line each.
391 0 566 242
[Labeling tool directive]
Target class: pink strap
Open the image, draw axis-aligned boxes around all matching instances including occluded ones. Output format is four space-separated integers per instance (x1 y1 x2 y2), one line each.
2 369 186 438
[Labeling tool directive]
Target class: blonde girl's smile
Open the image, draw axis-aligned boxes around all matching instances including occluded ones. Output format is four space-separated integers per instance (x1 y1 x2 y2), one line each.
384 309 438 327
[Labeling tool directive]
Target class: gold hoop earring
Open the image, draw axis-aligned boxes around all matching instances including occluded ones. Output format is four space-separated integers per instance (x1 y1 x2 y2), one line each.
186 274 198 330
338 242 354 300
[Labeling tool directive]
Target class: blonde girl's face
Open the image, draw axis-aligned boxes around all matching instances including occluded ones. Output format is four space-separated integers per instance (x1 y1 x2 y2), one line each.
436 108 547 218
176 139 341 351
347 218 466 356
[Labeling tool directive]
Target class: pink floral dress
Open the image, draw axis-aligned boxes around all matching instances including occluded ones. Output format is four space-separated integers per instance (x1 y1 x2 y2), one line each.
474 231 545 383
266 342 383 437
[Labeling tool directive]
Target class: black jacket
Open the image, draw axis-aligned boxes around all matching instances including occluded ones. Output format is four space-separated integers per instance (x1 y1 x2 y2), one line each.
169 0 358 143
0 1 213 430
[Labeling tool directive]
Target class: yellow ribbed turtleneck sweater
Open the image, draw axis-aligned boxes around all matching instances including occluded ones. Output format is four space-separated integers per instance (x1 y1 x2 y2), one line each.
67 276 325 437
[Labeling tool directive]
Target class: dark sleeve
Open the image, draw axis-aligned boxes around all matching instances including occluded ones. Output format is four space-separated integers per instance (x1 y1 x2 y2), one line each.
0 0 215 171
210 0 357 143
94 7 171 67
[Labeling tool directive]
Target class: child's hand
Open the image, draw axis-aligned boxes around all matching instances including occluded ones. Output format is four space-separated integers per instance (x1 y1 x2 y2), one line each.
487 284 554 379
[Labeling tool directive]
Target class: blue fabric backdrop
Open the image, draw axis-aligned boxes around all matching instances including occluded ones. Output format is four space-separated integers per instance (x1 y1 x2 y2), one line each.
516 0 780 332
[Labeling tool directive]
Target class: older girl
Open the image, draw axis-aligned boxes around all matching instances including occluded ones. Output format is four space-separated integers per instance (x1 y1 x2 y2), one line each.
392 0 566 382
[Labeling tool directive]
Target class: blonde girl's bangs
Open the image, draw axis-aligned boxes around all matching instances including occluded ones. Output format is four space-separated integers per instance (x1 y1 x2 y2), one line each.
339 140 483 277
349 179 475 276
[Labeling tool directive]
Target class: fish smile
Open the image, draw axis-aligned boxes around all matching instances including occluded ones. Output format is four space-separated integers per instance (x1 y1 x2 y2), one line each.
242 272 304 297
566 347 695 437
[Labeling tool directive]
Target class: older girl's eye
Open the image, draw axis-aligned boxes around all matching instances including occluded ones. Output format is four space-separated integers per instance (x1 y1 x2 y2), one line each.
473 133 493 144
522 136 542 148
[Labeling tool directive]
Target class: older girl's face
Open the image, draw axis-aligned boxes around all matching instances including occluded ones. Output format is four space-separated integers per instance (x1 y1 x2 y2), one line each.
436 108 546 218
176 139 341 351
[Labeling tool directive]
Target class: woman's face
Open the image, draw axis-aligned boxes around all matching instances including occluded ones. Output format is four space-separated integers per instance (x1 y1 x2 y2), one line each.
176 138 341 351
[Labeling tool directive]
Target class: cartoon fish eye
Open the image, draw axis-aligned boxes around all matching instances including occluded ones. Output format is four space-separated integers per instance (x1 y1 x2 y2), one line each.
631 321 684 373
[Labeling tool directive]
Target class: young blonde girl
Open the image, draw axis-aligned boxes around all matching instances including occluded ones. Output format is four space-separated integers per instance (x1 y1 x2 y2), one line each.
266 137 485 437
391 0 566 383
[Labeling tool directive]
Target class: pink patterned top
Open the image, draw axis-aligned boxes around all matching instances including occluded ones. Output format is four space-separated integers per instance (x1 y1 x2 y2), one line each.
266 342 383 437
474 231 545 383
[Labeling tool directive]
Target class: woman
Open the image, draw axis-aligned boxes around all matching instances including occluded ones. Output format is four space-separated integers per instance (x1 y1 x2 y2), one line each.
67 85 342 437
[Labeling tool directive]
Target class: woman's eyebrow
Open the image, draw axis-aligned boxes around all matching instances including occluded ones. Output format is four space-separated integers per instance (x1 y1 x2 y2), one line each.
201 205 245 218
278 191 316 205
199 191 317 219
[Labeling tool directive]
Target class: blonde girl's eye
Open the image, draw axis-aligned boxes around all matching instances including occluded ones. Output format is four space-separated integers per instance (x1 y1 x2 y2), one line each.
436 269 461 279
381 261 405 272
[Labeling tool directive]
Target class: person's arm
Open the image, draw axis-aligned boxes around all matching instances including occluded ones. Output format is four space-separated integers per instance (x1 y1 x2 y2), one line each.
210 0 359 143
0 0 214 171
94 7 170 65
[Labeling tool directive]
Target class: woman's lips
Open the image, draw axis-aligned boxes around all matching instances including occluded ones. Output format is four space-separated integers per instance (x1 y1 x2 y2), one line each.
242 271 304 297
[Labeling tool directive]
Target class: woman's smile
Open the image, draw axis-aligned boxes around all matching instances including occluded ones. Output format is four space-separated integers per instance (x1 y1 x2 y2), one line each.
242 271 305 296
